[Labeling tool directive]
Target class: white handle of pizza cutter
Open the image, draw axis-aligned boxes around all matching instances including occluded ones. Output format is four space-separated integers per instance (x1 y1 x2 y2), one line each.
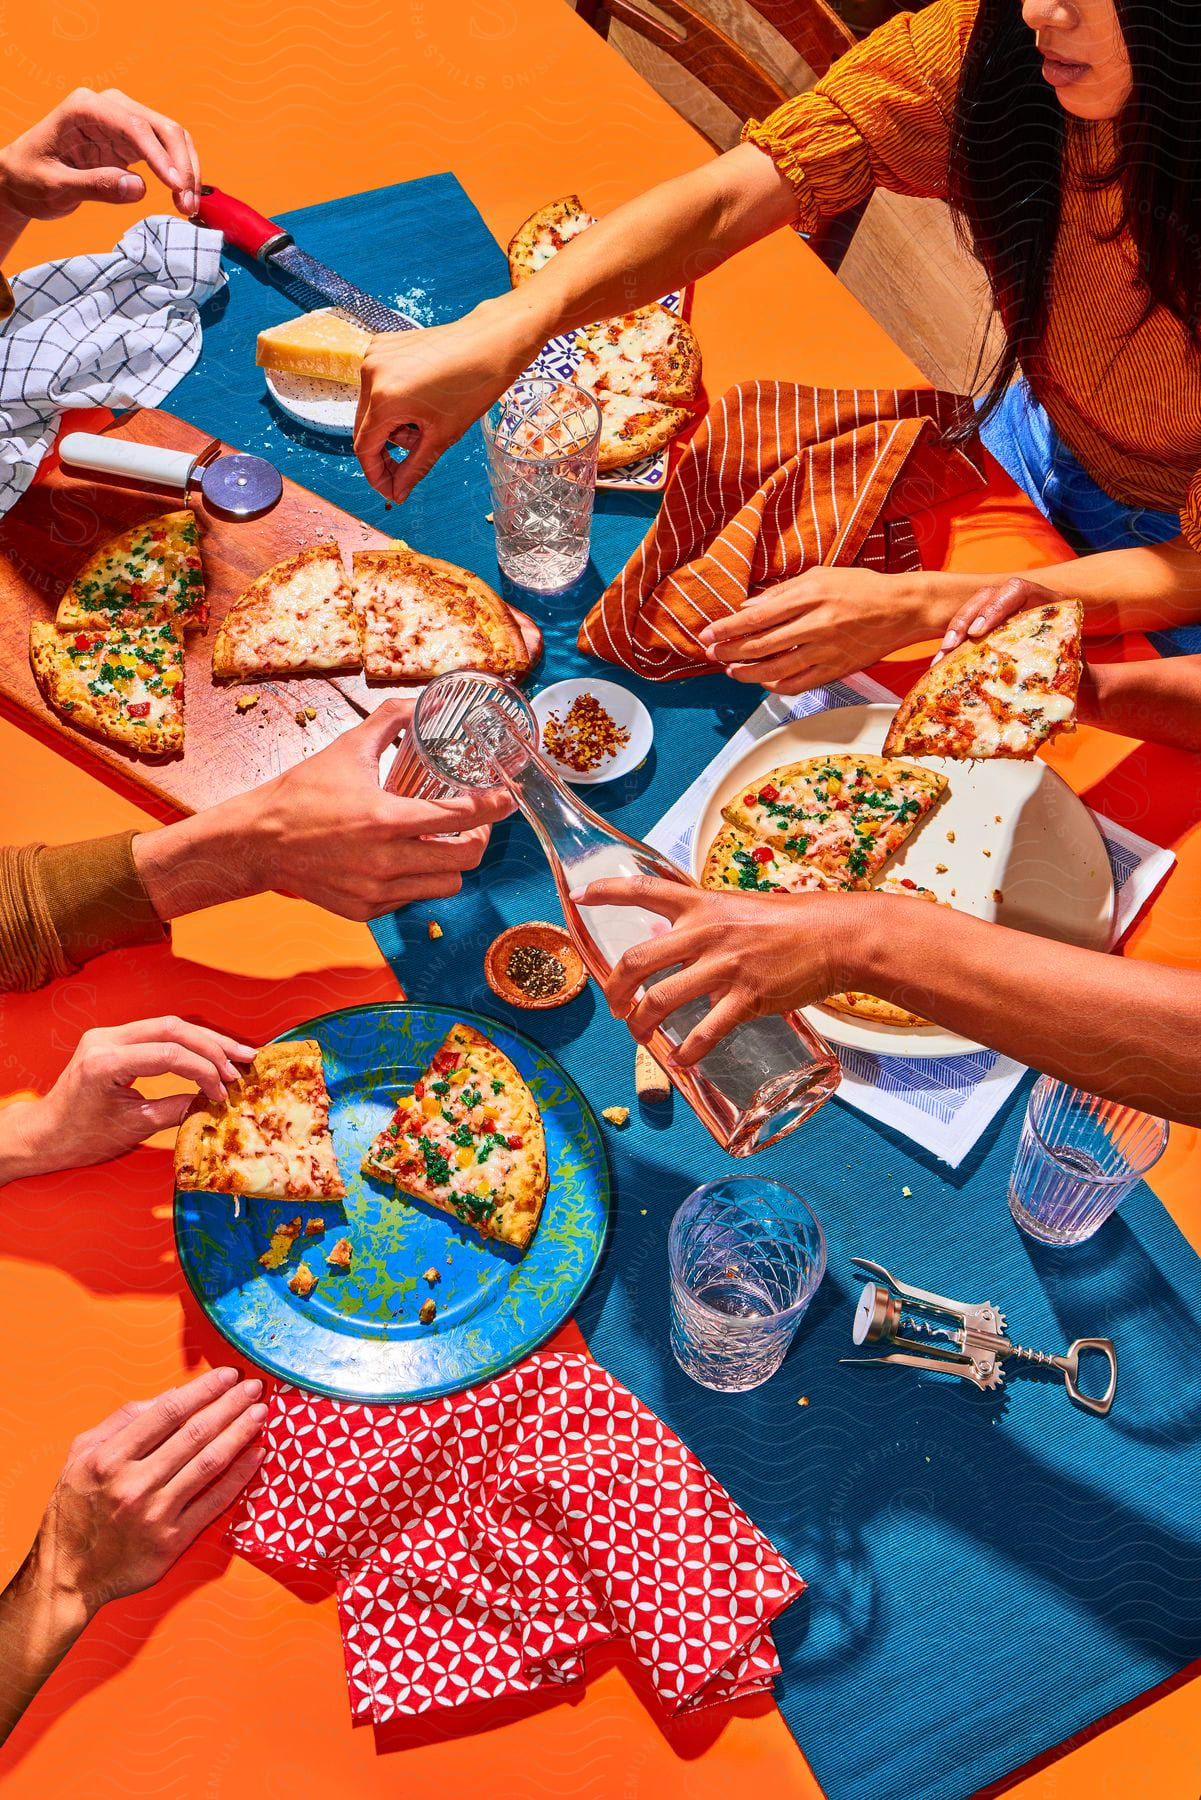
58 433 198 497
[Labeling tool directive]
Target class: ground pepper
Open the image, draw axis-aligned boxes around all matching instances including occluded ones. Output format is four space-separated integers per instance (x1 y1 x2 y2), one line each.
507 942 567 999
543 692 630 773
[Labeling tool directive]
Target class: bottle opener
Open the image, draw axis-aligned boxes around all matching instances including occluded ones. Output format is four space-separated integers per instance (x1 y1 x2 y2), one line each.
57 431 283 520
839 1256 1118 1417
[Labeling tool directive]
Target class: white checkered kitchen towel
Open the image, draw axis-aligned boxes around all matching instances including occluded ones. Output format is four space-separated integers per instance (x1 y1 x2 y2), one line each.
0 214 224 516
647 673 1176 1167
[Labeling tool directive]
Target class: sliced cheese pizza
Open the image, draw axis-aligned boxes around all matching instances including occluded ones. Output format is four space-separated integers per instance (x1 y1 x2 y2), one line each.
507 194 596 284
721 754 947 888
702 825 841 895
30 619 184 755
56 510 206 633
362 1021 548 1250
353 545 531 682
596 392 692 474
174 1040 346 1200
575 303 701 407
212 541 362 680
882 599 1083 761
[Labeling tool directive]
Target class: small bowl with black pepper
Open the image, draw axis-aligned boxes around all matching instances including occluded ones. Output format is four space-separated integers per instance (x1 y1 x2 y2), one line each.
532 677 653 786
484 921 588 1010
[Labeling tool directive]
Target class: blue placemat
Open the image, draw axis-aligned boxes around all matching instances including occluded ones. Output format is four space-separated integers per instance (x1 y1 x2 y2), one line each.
176 177 1201 1800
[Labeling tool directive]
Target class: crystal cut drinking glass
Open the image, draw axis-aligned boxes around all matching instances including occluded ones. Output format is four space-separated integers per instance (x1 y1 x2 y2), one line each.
482 377 600 593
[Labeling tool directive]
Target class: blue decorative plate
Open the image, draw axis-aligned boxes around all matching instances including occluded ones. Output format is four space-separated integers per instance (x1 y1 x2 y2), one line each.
175 1002 610 1402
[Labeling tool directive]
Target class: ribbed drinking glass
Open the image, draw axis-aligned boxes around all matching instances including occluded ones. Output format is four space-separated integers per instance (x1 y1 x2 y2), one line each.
668 1177 827 1391
1007 1078 1169 1246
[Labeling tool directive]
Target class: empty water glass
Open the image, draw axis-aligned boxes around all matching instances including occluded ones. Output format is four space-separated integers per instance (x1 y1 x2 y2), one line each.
482 377 600 592
1007 1077 1169 1246
668 1177 826 1392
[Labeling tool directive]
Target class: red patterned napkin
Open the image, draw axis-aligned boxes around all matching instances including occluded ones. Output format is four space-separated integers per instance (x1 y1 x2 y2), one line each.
227 1352 804 1724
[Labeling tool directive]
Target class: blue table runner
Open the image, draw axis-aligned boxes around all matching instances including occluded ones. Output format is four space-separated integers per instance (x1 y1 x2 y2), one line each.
171 175 1201 1800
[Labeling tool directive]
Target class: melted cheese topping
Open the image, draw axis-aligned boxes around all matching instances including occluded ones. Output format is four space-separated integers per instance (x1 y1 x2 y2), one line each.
529 208 595 271
54 624 182 729
908 604 1079 757
576 305 683 398
220 547 359 675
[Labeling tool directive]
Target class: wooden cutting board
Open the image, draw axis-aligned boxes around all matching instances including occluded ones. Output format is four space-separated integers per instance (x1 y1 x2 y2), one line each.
0 409 463 816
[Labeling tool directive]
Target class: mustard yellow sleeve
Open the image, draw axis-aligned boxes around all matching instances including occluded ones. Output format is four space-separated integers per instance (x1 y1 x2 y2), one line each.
0 831 167 992
742 0 976 229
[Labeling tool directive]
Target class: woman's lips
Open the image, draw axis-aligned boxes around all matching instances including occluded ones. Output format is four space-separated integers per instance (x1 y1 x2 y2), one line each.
1041 52 1090 87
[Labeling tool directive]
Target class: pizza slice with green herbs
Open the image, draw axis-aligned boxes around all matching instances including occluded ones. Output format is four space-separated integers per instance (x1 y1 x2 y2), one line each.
362 1021 548 1251
720 753 947 889
56 510 207 633
30 619 185 755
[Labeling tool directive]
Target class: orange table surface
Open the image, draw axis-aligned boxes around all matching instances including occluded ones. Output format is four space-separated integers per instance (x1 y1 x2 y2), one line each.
1 3 1199 1796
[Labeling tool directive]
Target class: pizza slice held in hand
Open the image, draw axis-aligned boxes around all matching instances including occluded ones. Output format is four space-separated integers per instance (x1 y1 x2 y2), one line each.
174 1040 346 1199
56 510 207 632
720 753 947 889
883 599 1083 761
363 1022 548 1250
212 541 362 679
353 545 532 681
30 618 185 755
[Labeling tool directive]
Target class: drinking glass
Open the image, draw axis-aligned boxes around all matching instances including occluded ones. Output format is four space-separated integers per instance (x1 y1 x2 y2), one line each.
380 672 537 800
481 377 600 592
668 1177 827 1391
1007 1077 1169 1246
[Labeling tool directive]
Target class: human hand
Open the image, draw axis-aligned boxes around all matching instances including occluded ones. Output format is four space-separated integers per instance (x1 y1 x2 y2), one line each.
0 88 200 224
933 575 1059 663
228 698 513 921
28 1367 267 1617
355 297 537 503
572 877 853 1064
0 1018 257 1183
696 567 939 692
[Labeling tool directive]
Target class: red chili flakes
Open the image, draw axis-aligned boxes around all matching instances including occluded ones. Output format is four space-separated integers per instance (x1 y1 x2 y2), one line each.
543 693 630 774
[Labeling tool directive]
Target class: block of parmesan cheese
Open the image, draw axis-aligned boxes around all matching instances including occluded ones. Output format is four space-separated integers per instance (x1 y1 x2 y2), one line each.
256 307 373 385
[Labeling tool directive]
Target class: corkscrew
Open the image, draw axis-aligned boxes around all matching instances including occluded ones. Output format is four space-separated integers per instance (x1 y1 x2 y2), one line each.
839 1257 1118 1417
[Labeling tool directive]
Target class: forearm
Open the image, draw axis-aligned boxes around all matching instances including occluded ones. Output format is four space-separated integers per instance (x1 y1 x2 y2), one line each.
132 790 269 921
482 143 797 365
839 898 1201 1123
0 177 29 265
1079 655 1201 751
920 541 1201 639
0 1546 91 1744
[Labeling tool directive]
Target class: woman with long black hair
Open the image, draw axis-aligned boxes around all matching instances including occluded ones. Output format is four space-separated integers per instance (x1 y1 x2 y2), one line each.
354 0 1201 680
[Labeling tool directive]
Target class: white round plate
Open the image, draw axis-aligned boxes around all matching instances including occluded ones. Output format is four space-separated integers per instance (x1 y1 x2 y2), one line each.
690 703 1115 1059
532 678 653 785
265 368 358 437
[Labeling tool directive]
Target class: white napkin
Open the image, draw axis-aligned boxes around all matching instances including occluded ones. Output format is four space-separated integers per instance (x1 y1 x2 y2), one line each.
647 674 1176 1167
0 214 225 517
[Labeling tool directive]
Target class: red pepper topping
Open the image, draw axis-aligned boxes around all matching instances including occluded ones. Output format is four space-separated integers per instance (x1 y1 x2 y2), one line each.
743 793 756 807
751 845 774 865
414 1079 425 1099
129 582 144 604
899 878 917 889
73 633 93 650
506 1135 523 1150
126 701 151 718
757 784 780 803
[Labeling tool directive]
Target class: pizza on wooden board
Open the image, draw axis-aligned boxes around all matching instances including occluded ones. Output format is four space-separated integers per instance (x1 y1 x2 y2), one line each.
720 753 947 888
882 599 1083 760
174 1040 346 1199
362 1021 548 1251
30 619 185 755
212 541 362 679
55 510 207 632
507 194 597 284
353 545 532 681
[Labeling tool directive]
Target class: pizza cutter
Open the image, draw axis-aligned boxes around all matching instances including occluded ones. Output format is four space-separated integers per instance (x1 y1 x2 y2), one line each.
57 431 283 520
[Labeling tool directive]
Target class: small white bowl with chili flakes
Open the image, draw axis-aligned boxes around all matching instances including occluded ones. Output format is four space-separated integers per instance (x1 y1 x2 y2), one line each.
531 678 653 785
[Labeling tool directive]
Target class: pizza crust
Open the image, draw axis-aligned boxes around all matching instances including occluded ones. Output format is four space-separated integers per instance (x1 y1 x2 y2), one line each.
507 195 596 284
596 393 693 473
702 824 840 895
212 541 362 679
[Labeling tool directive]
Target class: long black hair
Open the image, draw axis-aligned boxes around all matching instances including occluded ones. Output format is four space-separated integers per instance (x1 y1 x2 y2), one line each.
948 0 1201 422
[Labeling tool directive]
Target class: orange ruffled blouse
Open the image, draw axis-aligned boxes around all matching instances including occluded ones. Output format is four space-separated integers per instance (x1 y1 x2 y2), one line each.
743 0 1201 549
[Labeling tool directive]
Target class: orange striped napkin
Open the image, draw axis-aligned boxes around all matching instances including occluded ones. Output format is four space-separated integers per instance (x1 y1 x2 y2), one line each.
579 382 984 680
